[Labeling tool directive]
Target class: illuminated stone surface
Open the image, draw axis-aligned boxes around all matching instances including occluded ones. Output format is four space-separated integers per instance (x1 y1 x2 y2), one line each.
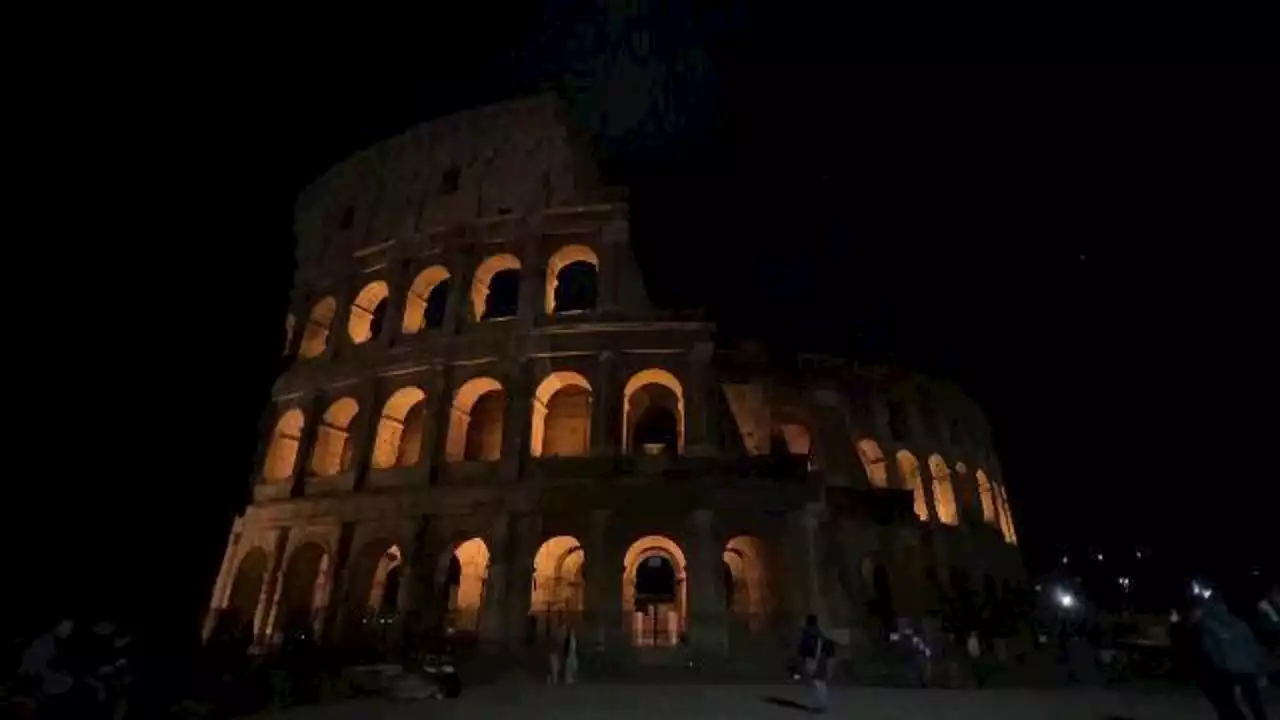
203 96 1023 667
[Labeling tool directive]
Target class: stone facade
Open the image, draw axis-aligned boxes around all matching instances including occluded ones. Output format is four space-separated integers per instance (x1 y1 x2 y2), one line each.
204 95 1024 668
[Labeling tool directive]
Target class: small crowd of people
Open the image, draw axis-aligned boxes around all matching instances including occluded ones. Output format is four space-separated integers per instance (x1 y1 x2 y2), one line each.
1173 586 1276 720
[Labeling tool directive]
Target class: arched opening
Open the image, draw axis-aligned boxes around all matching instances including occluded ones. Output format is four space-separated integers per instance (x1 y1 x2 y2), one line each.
895 450 930 522
310 397 360 477
223 548 267 640
975 469 997 525
856 438 889 488
530 371 592 457
928 454 959 526
339 541 403 647
723 535 771 633
445 377 506 462
277 543 329 642
299 297 336 359
545 244 600 314
623 369 685 455
263 409 305 482
371 387 427 469
284 313 295 355
622 535 687 647
771 417 815 469
438 538 489 633
347 280 390 344
401 265 451 334
471 253 521 321
530 536 585 639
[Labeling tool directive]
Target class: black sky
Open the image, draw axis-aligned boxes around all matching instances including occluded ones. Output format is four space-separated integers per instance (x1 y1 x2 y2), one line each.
9 6 1274 647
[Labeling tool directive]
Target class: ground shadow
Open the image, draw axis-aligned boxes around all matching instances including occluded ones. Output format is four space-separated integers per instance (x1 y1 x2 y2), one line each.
760 695 812 713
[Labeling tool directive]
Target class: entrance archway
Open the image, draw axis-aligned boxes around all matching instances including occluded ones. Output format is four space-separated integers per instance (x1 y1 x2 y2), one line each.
277 543 329 642
722 535 772 633
224 548 267 639
622 535 687 647
530 536 585 639
436 538 490 633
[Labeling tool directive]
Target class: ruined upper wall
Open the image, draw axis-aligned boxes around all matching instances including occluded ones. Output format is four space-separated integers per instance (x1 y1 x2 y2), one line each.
293 95 603 276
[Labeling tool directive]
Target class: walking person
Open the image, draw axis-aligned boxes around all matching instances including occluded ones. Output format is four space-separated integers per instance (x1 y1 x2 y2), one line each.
796 614 833 715
1193 596 1269 720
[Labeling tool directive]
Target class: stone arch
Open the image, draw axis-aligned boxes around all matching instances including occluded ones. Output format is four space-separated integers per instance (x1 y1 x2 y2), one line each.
277 542 329 640
471 253 521 321
723 535 772 631
622 535 688 647
436 537 490 632
445 377 506 462
975 469 997 525
371 386 428 469
347 280 390 344
773 419 813 458
545 244 600 314
299 296 336 359
622 368 685 455
928 453 959 526
530 535 585 638
994 482 1017 544
224 547 267 637
530 371 592 457
895 450 930 522
344 540 404 631
855 438 889 488
402 265 452 333
263 409 305 482
311 397 360 476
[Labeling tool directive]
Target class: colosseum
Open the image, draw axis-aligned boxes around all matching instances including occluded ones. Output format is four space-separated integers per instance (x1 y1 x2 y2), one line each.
202 95 1023 671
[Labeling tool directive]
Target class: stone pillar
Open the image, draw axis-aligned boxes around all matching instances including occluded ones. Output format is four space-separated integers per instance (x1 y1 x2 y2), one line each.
500 362 531 481
684 342 717 457
202 525 242 642
503 515 542 649
582 509 621 650
350 382 381 490
442 245 473 336
321 523 356 644
786 506 825 625
255 528 291 647
477 514 512 647
589 351 618 457
290 393 324 497
417 372 447 480
687 509 728 652
378 258 412 348
599 218 625 315
516 221 543 331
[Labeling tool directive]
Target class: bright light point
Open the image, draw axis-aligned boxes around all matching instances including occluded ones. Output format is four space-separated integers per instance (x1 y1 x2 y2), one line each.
1136 551 1143 559
1118 576 1131 590
1055 589 1077 609
1096 553 1104 561
1062 556 1069 564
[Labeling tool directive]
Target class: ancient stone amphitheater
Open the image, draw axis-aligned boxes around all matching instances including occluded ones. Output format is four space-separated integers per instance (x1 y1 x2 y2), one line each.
203 95 1022 671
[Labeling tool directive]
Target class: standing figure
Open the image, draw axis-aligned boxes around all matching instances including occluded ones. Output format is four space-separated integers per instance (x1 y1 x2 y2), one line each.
1194 597 1268 720
796 614 833 714
563 627 579 685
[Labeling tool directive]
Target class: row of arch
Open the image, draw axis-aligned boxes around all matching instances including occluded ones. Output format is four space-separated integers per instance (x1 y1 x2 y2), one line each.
224 532 771 649
262 368 687 480
855 439 1017 544
291 244 601 359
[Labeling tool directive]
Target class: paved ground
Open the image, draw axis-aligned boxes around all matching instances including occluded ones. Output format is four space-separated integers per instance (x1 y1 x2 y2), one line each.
255 682 1279 719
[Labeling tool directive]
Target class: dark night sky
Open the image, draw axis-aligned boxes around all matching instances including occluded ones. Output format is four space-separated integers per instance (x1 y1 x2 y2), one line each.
8 7 1273 647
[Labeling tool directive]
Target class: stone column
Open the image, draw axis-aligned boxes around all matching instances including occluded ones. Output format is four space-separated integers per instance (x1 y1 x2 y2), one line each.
378 258 412 348
417 372 447 480
683 342 717 457
500 362 531 481
442 244 473 336
589 351 618 457
201 525 242 642
350 382 381 490
254 528 291 647
687 509 728 653
516 221 543 331
598 218 626 315
503 514 542 650
321 523 356 644
786 506 825 625
290 393 325 497
477 514 512 648
582 509 620 650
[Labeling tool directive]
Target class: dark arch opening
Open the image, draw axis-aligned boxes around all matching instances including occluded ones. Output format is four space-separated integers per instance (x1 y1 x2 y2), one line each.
464 390 506 461
368 298 388 339
483 269 520 320
635 555 676 605
425 278 450 329
554 260 598 313
381 564 403 615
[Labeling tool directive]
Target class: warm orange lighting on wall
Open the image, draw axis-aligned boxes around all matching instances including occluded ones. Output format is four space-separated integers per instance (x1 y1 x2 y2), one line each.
545 244 599 314
470 254 521 321
529 371 592 457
